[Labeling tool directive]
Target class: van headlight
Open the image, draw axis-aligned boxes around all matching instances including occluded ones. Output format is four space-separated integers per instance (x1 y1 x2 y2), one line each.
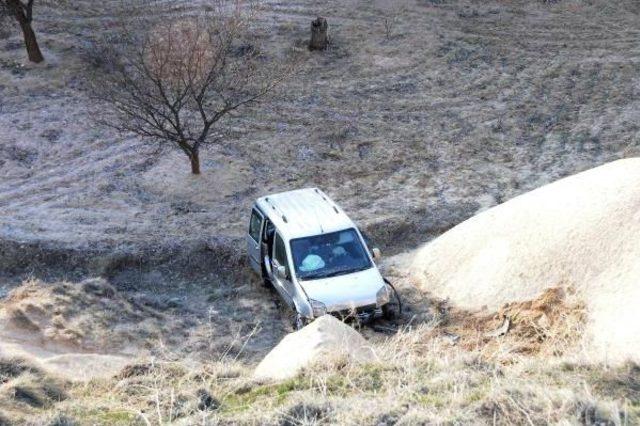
376 285 391 307
309 299 327 317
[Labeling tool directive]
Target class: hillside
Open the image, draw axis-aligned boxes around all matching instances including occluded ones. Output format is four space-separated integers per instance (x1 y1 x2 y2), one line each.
2 0 639 262
1 0 640 424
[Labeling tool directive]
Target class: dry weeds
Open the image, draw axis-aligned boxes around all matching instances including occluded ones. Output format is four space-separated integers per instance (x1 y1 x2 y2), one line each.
1 0 640 424
431 287 587 361
2 323 635 425
0 358 68 424
1 278 173 352
0 297 635 425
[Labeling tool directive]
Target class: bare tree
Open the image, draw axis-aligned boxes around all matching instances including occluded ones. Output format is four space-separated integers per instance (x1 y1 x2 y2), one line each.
96 1 298 175
1 0 45 62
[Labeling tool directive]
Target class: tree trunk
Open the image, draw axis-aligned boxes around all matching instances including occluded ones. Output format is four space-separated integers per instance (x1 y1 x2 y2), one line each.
10 0 45 65
309 17 328 51
19 20 44 63
189 150 201 175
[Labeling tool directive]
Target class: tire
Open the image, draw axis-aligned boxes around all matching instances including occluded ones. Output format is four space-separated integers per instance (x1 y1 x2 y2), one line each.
261 263 272 287
382 279 402 321
382 303 397 321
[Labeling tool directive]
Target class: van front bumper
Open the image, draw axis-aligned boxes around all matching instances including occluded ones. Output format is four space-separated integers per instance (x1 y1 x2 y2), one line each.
330 303 383 323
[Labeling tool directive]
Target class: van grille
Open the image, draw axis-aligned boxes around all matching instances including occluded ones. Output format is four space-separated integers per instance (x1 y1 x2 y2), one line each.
331 304 381 321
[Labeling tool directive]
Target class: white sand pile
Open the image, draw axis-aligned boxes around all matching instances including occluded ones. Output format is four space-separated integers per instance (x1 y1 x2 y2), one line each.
254 315 375 381
410 158 640 364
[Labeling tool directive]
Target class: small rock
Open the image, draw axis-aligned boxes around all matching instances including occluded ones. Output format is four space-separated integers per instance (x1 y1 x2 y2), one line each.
197 388 220 411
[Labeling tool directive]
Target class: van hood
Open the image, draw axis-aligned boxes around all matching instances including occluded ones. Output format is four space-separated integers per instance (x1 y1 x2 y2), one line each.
297 267 385 312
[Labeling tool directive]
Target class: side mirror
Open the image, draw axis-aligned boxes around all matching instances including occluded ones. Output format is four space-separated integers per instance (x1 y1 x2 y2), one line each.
276 265 288 279
371 248 382 260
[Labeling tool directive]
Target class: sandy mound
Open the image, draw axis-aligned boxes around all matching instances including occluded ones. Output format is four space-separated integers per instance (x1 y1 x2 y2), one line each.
0 278 174 380
411 158 640 363
254 315 375 381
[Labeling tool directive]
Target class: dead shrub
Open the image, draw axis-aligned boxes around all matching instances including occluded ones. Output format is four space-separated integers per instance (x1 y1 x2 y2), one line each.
430 287 586 360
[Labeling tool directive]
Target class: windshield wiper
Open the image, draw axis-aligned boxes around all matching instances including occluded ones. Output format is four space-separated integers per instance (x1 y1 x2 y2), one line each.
316 266 370 279
300 273 326 280
350 265 371 273
318 270 351 279
300 265 371 281
299 270 345 280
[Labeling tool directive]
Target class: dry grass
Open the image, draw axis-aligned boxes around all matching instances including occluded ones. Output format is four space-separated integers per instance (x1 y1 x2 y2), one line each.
0 275 293 371
2 323 636 425
429 287 587 360
0 284 632 424
0 358 68 424
1 278 174 352
1 0 640 424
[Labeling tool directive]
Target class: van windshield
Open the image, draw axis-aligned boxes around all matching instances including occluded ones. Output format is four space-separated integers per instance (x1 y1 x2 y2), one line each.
290 228 372 280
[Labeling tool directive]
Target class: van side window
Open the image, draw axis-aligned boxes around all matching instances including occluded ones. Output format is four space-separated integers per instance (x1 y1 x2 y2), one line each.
249 209 262 242
274 233 288 271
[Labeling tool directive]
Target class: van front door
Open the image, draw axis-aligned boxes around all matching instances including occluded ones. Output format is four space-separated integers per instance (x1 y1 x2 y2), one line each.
247 208 264 274
271 232 294 307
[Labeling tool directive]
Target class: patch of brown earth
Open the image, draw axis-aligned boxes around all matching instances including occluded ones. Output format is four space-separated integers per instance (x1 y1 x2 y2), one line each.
432 287 586 360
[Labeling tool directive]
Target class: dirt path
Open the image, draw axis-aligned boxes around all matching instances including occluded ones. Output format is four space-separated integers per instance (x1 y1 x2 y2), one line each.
0 328 133 381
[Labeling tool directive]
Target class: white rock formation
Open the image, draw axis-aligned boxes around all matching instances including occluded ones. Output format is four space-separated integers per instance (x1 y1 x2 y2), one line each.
254 315 375 381
411 158 640 363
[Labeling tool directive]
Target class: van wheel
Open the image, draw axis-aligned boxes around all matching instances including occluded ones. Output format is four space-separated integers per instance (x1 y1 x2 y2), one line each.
382 304 397 321
293 313 308 330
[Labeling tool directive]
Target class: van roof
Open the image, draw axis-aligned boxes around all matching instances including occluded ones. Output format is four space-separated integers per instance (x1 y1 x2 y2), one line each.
255 188 356 240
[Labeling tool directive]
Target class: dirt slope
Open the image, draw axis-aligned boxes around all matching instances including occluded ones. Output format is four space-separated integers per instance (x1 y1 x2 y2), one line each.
411 158 640 363
0 279 172 380
2 0 640 267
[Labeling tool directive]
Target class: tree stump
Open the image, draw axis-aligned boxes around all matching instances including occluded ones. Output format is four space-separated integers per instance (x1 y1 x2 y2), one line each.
309 17 328 51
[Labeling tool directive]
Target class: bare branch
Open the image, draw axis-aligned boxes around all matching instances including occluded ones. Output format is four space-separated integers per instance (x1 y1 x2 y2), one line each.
93 0 300 175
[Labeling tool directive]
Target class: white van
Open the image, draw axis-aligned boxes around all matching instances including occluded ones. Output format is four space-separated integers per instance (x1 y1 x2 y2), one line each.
247 188 396 328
